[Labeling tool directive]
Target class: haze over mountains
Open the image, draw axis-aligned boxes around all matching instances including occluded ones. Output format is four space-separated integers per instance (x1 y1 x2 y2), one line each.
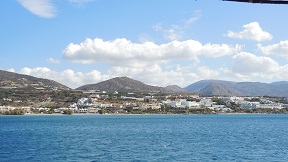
1 70 288 97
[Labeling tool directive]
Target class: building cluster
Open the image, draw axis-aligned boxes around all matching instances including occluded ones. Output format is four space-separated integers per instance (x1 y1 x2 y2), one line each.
219 96 286 109
58 94 288 114
1 92 288 114
0 79 62 91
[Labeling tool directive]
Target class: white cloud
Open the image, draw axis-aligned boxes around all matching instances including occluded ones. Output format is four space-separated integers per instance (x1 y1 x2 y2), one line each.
258 40 288 57
232 52 279 75
14 59 288 90
62 38 241 67
108 64 221 87
277 65 288 79
20 67 109 89
217 54 288 83
201 43 242 58
138 34 154 43
185 11 201 25
7 69 15 72
226 22 272 42
18 0 56 18
197 66 219 79
21 67 53 79
107 65 200 87
15 65 222 89
47 58 60 64
153 12 201 41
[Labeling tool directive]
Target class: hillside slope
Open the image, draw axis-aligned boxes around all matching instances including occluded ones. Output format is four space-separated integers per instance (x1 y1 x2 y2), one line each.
185 80 288 97
76 77 187 93
0 70 70 90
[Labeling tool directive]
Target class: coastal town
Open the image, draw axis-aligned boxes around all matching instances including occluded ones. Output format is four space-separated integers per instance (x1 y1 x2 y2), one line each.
1 71 288 115
1 89 288 115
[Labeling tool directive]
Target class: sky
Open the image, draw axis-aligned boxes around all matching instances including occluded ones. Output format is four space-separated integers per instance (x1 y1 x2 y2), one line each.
1 0 288 89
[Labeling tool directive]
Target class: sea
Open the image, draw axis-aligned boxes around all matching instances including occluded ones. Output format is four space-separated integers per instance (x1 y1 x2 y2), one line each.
1 114 288 161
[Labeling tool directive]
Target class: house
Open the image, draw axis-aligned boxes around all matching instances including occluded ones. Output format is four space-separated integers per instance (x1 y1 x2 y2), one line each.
200 98 213 107
238 101 259 109
168 101 182 108
181 101 200 108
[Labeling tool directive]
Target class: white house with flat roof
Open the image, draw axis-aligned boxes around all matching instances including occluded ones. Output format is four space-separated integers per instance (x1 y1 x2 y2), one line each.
181 101 200 108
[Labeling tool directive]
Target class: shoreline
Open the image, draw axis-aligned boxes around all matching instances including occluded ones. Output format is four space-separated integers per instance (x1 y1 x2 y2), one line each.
1 112 284 116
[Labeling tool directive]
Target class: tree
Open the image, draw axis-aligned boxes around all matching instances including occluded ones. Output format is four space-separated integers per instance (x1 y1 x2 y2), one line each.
4 109 25 115
63 109 73 115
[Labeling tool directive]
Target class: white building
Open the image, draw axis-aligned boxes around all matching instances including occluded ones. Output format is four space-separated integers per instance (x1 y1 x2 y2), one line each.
181 101 200 108
200 98 213 107
77 98 89 106
168 101 182 108
238 101 259 109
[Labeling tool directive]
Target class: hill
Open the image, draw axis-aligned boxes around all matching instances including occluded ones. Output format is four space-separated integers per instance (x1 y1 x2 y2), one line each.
76 77 187 93
185 80 288 97
164 85 188 93
185 80 237 92
0 70 70 90
199 82 243 96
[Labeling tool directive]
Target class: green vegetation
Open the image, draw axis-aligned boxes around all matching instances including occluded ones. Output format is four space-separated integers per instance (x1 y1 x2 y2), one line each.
62 109 73 115
245 97 260 102
2 109 25 115
0 88 87 108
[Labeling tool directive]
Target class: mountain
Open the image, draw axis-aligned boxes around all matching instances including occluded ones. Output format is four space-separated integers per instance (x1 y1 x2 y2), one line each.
76 77 162 93
199 82 243 96
76 77 187 93
185 80 288 97
185 80 237 92
270 81 288 86
0 70 70 90
164 85 188 93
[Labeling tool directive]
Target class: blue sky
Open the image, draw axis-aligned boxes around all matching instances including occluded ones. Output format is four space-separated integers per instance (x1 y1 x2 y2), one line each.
1 0 288 88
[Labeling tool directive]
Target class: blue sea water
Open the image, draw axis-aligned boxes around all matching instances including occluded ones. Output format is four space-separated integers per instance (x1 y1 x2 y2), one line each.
1 114 288 161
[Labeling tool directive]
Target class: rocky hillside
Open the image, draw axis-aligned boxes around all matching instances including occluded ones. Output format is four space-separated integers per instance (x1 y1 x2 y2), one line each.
185 80 288 97
76 77 187 93
164 85 188 93
199 82 243 96
0 70 70 90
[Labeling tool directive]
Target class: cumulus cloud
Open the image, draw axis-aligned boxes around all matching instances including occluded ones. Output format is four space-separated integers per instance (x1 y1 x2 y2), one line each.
258 40 288 57
197 66 219 79
21 67 53 79
206 53 288 83
7 69 15 72
47 58 60 64
20 67 109 89
14 60 288 89
232 52 279 75
107 65 215 88
15 65 224 89
226 22 272 42
62 38 241 67
277 65 288 79
18 0 56 18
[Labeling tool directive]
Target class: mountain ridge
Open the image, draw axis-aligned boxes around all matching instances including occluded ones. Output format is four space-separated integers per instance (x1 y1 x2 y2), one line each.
76 76 188 93
199 82 244 96
0 70 70 90
2 69 288 97
185 80 288 97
